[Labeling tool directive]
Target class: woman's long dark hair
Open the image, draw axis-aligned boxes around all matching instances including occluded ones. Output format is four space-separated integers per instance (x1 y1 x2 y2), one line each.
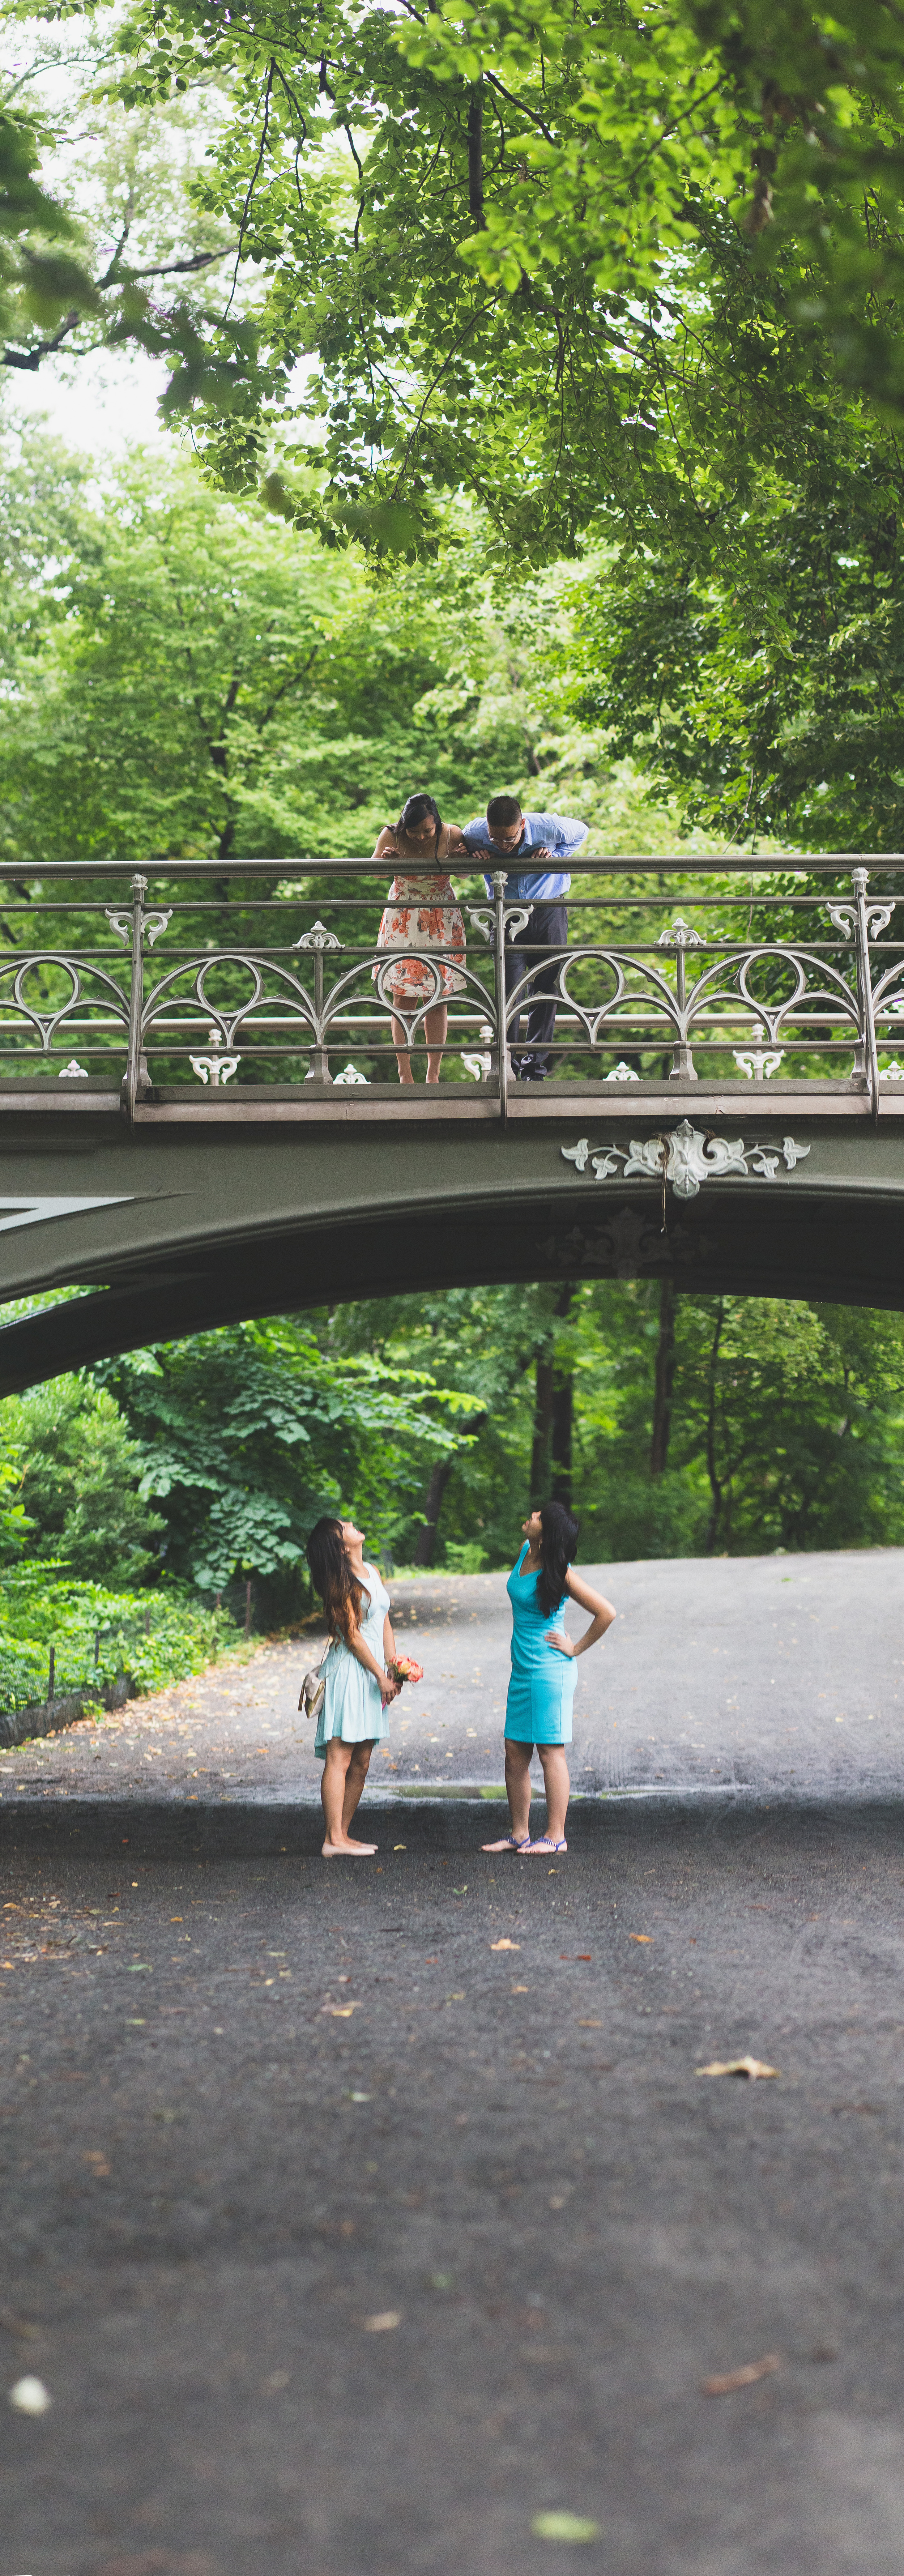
536 1499 580 1618
306 1515 368 1644
396 792 442 863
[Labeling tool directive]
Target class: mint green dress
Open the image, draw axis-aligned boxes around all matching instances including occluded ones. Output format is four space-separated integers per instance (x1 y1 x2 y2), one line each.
314 1564 391 1758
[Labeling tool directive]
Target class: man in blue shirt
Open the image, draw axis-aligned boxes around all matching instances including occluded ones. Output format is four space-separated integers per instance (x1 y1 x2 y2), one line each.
463 796 589 1081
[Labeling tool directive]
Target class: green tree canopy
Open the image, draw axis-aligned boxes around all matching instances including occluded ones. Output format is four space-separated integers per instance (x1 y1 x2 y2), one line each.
0 435 676 866
52 0 904 568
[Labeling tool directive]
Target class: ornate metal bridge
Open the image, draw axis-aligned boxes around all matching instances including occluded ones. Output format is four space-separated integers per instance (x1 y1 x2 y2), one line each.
0 851 903 1390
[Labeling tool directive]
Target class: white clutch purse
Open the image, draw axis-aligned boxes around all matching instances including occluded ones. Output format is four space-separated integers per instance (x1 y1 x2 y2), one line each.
299 1660 326 1720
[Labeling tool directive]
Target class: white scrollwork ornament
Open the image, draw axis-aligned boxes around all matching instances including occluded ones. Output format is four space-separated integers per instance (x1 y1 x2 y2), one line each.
189 1027 240 1087
828 897 894 940
105 905 172 948
562 1119 811 1200
656 916 706 950
293 920 342 952
733 1048 784 1080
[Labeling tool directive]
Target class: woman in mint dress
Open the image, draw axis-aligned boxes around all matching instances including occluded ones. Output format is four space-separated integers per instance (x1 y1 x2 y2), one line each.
483 1501 616 1857
306 1515 400 1858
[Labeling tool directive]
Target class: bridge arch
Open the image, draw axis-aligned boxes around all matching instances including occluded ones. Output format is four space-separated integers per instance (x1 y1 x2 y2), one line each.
0 1100 901 1393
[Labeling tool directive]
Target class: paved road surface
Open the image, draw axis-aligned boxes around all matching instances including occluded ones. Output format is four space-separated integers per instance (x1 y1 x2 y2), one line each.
2 1551 904 2575
4 1547 900 1813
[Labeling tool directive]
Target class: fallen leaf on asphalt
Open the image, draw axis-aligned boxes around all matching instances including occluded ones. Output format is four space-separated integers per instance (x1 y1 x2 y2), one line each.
393 1844 406 1851
322 2003 362 2017
491 1939 521 1951
578 2020 602 2028
629 1934 652 1944
362 2312 400 2333
703 2353 781 2396
511 1984 530 1993
576 1954 592 1961
531 2512 600 2542
453 1885 468 1894
696 2056 779 2081
9 2375 51 2414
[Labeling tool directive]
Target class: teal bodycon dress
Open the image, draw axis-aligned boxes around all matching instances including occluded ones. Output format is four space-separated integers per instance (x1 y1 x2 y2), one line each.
504 1542 577 1747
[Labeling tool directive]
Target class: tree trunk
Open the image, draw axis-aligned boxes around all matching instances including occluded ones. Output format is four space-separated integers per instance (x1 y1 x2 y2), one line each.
551 1363 573 1507
705 1301 725 1553
650 1279 676 1477
533 1283 575 1505
413 1459 453 1566
531 1356 554 1498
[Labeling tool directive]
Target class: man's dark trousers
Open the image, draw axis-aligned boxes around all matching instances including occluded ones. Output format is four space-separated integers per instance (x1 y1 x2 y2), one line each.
504 902 568 1079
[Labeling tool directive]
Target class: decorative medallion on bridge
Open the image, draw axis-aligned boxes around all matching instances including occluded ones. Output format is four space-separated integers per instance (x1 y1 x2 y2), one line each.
561 1118 811 1202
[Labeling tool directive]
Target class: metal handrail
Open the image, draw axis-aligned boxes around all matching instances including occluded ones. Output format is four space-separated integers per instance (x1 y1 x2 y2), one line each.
0 862 901 1126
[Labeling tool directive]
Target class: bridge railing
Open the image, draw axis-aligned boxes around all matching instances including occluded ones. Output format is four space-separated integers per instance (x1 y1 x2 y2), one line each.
0 856 903 1124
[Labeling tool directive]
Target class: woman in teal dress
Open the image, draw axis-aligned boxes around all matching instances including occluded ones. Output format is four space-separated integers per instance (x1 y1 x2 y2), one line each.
483 1501 616 1857
306 1515 400 1858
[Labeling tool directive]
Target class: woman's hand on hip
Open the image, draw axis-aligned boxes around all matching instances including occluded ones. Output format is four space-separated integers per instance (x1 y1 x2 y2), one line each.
544 1629 574 1657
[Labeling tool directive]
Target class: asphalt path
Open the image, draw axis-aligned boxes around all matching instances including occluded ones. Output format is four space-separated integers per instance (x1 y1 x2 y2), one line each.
2 1550 904 2575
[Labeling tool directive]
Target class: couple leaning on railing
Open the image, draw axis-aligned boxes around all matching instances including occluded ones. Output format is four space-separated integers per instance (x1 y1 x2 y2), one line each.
371 790 588 1084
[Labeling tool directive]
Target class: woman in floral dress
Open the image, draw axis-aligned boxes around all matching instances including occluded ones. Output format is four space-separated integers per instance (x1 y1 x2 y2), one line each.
372 794 469 1083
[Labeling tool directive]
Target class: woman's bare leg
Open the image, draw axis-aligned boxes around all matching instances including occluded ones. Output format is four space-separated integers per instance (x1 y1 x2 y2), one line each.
482 1739 533 1848
342 1743 374 1834
391 1015 414 1084
321 1739 378 1855
425 1003 448 1084
536 1744 570 1843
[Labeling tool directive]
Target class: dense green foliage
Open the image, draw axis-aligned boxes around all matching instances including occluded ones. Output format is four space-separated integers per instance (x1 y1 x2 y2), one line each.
90 0 904 570
97 1318 472 1595
6 2 904 562
0 1568 238 1715
568 401 904 852
1 1286 902 1663
328 1283 904 1563
0 436 691 868
0 1375 164 1586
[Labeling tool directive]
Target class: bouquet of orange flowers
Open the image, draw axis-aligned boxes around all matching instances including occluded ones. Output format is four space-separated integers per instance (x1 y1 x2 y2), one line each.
389 1654 424 1687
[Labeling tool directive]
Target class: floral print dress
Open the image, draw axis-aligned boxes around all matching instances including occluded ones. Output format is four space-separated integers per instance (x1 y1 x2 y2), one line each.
374 867 467 1006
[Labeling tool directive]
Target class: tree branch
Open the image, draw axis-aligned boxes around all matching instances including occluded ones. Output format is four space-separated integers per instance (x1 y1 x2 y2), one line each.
1 309 81 371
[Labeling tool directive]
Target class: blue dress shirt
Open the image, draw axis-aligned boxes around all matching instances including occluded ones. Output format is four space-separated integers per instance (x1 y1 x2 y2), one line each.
464 811 589 902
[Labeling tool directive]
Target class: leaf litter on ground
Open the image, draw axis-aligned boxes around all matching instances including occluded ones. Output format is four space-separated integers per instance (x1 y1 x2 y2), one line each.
696 2056 779 2080
531 2511 601 2542
703 2353 782 2396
